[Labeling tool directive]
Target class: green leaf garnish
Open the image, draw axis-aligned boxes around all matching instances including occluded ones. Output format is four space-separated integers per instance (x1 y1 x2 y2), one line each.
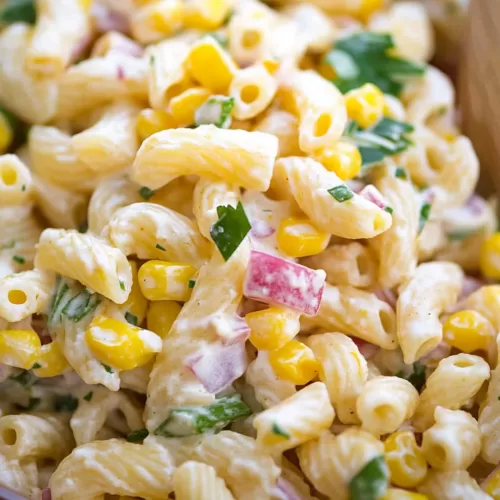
48 277 70 326
271 422 290 439
154 394 252 437
12 255 25 264
349 455 389 500
210 202 251 261
21 397 41 411
395 361 426 392
8 370 38 388
0 0 36 25
32 362 41 369
328 184 354 202
447 230 476 242
188 279 196 289
62 289 101 323
395 167 408 180
125 312 138 326
328 32 426 96
155 243 166 251
139 187 155 200
195 95 235 129
384 206 394 214
54 394 79 412
127 428 149 443
102 364 114 374
83 391 93 402
419 202 432 233
119 280 125 291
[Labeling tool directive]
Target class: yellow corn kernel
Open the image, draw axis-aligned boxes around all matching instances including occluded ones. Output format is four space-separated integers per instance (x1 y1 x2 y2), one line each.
384 431 428 488
442 310 495 353
122 261 148 326
0 113 13 154
138 261 196 302
380 489 429 500
483 466 500 499
247 307 300 351
168 87 212 127
0 330 41 370
148 0 183 35
262 58 280 75
480 233 500 279
33 342 69 378
136 109 176 142
187 37 237 93
313 140 362 180
78 0 93 12
345 83 385 129
183 0 232 30
268 340 319 385
276 217 330 258
85 316 161 371
147 300 182 338
357 0 384 19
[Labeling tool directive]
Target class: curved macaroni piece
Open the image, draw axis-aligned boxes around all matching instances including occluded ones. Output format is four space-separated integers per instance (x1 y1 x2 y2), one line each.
105 202 210 266
0 454 39 500
303 242 377 289
246 351 297 409
253 382 335 454
304 284 398 350
413 353 490 431
418 219 447 262
91 31 143 59
70 387 144 445
35 229 132 304
417 470 492 500
25 0 90 77
298 428 384 500
397 262 463 364
464 285 500 332
0 155 33 206
422 406 480 470
0 24 58 124
172 461 234 500
191 431 280 500
149 177 196 219
132 126 278 191
0 270 55 322
49 439 175 500
0 414 74 461
119 360 153 394
278 70 347 153
357 376 419 436
307 333 367 424
274 157 392 239
71 100 140 175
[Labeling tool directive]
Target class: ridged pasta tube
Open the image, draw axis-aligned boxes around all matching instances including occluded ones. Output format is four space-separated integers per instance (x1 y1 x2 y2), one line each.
0 154 33 206
417 470 492 500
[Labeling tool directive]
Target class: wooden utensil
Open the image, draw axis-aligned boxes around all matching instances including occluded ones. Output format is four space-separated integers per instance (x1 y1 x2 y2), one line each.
459 0 500 197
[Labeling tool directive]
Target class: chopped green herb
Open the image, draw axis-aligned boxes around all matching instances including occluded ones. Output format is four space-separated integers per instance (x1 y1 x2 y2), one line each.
207 32 228 48
447 230 476 242
83 391 93 402
155 243 166 251
125 312 138 326
349 455 389 500
102 364 114 374
127 428 149 443
395 167 408 180
271 422 290 439
149 54 155 66
188 279 196 289
22 397 41 411
119 280 125 291
8 370 38 388
32 362 41 369
419 202 432 233
396 361 426 392
0 240 15 250
62 289 101 323
54 394 79 412
48 278 70 326
139 186 155 200
77 220 88 233
384 206 394 214
21 184 26 192
12 255 25 264
327 32 426 96
195 95 235 129
0 0 36 25
210 202 251 261
328 184 354 202
262 209 272 213
154 394 251 437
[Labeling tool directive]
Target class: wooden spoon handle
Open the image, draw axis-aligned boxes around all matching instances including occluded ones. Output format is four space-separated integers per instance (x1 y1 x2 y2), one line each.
459 0 500 197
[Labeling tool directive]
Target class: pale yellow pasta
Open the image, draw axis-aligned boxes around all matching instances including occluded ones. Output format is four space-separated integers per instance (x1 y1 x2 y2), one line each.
172 461 234 500
253 382 334 454
417 470 493 500
274 157 392 238
0 24 58 124
464 286 500 332
253 110 301 158
105 202 210 266
302 242 377 289
91 31 143 59
279 70 347 153
49 439 175 500
35 229 132 304
307 333 367 424
0 454 39 500
71 100 140 175
193 179 240 239
191 431 280 500
0 155 33 206
25 0 90 77
230 65 278 120
119 360 153 394
56 53 148 119
383 94 407 122
298 428 384 500
418 219 447 262
132 126 278 191
0 270 55 322
279 458 317 500
303 284 398 350
70 387 143 446
246 351 297 409
413 353 490 431
149 177 196 219
0 414 74 461
396 262 463 364
422 406 480 470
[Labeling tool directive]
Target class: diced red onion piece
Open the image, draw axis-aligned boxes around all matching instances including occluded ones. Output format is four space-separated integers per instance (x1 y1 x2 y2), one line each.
359 185 390 210
186 341 248 394
92 3 130 34
208 313 250 345
273 477 303 500
374 288 397 309
251 219 275 239
244 250 325 315
42 488 52 500
351 337 380 360
116 65 125 80
466 195 486 216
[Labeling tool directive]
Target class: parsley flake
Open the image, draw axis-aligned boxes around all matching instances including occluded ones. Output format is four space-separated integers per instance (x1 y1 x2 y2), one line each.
22 397 41 411
396 361 426 392
83 391 93 402
54 394 79 412
195 95 235 129
119 280 125 291
32 362 41 369
21 184 26 191
12 255 25 264
384 206 394 214
155 243 166 251
139 186 155 200
188 279 196 289
271 422 290 439
127 428 149 443
328 184 354 202
395 167 408 180
9 370 38 388
419 202 432 233
102 364 114 374
125 312 138 326
349 455 389 500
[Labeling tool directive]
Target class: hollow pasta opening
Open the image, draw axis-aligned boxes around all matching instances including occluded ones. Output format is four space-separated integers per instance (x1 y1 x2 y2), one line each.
428 444 447 466
0 165 17 186
241 30 262 49
373 404 394 421
313 114 332 137
356 253 370 276
454 359 474 368
1 428 17 446
241 85 260 104
8 289 27 305
403 452 419 470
